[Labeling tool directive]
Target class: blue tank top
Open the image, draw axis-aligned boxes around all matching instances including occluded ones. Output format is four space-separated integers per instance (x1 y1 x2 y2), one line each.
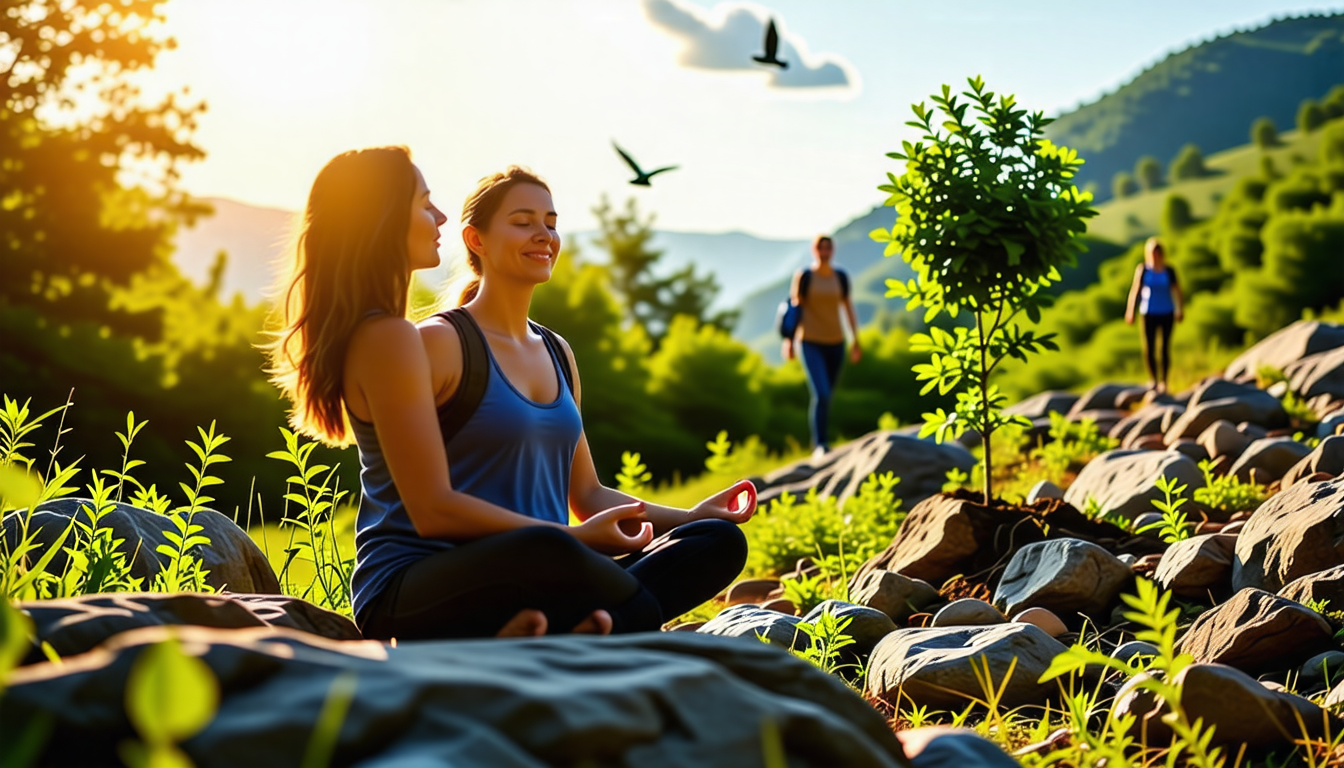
348 317 583 622
1140 266 1175 316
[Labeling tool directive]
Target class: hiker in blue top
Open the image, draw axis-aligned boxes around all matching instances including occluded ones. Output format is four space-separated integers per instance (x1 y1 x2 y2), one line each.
1125 237 1185 394
266 149 755 641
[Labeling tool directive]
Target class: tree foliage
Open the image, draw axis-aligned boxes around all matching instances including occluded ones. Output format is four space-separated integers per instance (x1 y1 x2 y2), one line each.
1298 98 1327 134
1251 116 1279 148
1135 156 1163 191
1112 171 1139 199
871 76 1097 503
1169 143 1208 181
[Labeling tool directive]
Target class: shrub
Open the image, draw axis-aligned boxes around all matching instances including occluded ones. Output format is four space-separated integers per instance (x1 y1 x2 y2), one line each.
1169 143 1208 180
1112 171 1139 199
1193 459 1266 515
1252 116 1279 149
1136 155 1163 191
1298 99 1327 134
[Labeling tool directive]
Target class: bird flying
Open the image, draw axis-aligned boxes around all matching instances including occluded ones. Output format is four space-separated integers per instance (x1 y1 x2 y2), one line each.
752 18 788 69
613 142 679 187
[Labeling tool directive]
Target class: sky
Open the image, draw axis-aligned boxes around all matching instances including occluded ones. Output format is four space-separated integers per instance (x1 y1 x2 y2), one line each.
142 0 1344 239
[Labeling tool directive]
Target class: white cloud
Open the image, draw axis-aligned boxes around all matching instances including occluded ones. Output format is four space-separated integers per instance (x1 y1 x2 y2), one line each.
642 0 859 94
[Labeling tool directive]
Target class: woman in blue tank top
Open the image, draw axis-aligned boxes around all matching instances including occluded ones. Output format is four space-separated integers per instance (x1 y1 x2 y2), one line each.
1125 237 1185 394
266 149 754 640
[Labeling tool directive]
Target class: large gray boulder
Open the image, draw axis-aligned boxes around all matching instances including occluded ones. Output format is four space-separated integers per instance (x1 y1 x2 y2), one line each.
15 592 360 665
1226 437 1313 485
1225 320 1344 381
1287 345 1344 400
1177 588 1332 673
802 600 897 659
1068 383 1131 417
2 498 280 594
1004 390 1078 420
898 727 1019 768
993 539 1133 621
1153 534 1237 598
750 431 974 508
1062 450 1206 522
1280 564 1344 609
1196 419 1250 462
1 625 913 768
1233 479 1344 592
1163 395 1287 443
866 623 1067 709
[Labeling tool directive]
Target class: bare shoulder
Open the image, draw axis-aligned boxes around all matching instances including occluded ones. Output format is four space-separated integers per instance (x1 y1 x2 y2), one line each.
347 315 423 370
417 314 465 403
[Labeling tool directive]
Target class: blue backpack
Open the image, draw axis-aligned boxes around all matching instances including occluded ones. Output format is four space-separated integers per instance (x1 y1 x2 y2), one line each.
776 268 849 339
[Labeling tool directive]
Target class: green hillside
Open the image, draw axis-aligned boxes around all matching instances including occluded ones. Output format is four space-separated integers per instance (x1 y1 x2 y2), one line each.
1047 11 1344 202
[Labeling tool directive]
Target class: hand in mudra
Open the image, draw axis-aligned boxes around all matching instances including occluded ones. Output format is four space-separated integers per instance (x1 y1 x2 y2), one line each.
689 479 758 525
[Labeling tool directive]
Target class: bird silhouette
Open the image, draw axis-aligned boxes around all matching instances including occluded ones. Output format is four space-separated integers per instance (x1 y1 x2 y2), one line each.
613 142 678 187
752 18 788 69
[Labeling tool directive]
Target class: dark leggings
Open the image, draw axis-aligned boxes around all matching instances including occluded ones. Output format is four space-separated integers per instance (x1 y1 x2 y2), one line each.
358 519 747 641
1142 313 1174 384
800 340 845 450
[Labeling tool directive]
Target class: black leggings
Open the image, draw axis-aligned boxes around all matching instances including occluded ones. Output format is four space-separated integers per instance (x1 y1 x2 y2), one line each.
1142 313 1174 384
358 519 747 641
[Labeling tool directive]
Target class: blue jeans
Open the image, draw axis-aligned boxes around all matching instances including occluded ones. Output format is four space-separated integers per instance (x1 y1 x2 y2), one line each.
800 341 845 450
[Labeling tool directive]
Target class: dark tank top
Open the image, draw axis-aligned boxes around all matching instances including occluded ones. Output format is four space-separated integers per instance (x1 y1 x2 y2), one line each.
348 313 582 622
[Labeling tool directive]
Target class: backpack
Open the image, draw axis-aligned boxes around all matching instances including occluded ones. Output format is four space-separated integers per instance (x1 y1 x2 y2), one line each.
434 307 576 442
775 268 850 339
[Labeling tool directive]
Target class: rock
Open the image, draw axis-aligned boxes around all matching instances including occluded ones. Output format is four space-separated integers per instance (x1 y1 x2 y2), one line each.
899 726 1018 768
1068 409 1127 435
1132 512 1164 531
1197 420 1251 461
1 498 280 594
1237 421 1269 440
1220 520 1245 535
1169 438 1209 464
697 605 806 650
1268 380 1290 398
849 570 940 622
857 493 1164 589
1068 383 1131 416
1227 437 1313 484
1116 404 1183 448
725 578 781 606
1301 651 1344 692
668 621 705 632
1164 395 1288 444
1005 391 1079 420
1282 435 1344 488
1062 450 1206 522
1012 607 1067 637
1153 534 1238 598
761 598 797 615
1233 479 1344 592
866 623 1068 709
1114 386 1151 410
1116 662 1334 747
993 539 1133 620
1178 588 1332 672
1117 553 1138 566
1189 377 1265 407
1320 410 1344 439
1112 640 1159 665
802 600 897 658
1225 321 1344 381
1287 345 1344 400
751 431 974 508
1025 480 1064 504
1280 565 1344 610
1129 434 1167 451
1 626 911 768
14 592 359 666
931 599 1005 628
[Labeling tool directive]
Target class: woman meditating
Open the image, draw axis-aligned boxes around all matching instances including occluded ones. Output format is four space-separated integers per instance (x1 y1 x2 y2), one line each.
267 148 754 640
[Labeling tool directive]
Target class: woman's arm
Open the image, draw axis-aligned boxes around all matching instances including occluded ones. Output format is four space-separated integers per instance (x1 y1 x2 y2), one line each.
1171 269 1186 321
843 291 862 363
1124 264 1143 325
782 269 803 361
557 336 757 536
347 317 649 553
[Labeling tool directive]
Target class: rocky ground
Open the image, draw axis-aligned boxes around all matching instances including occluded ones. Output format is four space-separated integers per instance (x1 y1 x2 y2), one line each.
5 319 1344 766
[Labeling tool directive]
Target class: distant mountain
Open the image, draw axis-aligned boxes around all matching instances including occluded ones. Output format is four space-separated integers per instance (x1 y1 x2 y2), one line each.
1047 11 1344 202
170 197 809 311
173 197 295 303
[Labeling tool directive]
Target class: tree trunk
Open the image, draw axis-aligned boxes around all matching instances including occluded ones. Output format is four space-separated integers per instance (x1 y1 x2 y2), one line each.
977 310 993 506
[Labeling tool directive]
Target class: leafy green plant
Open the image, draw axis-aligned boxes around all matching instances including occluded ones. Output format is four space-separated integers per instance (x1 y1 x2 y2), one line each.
1031 412 1118 483
789 606 858 679
119 632 220 768
154 423 229 594
1042 579 1225 766
872 76 1096 504
943 466 970 493
268 428 352 613
1282 391 1319 429
1256 364 1288 389
1193 459 1266 516
1136 475 1192 544
615 451 652 496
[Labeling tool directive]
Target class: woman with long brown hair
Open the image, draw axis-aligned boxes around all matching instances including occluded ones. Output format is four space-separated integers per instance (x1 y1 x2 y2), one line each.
268 148 754 640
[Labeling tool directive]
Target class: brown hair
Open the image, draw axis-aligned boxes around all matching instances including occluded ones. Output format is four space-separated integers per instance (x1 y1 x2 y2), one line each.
264 146 418 446
813 234 833 249
458 166 550 305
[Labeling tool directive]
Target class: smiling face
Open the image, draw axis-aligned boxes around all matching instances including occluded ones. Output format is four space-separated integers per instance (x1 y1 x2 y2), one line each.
406 166 448 273
466 182 559 285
